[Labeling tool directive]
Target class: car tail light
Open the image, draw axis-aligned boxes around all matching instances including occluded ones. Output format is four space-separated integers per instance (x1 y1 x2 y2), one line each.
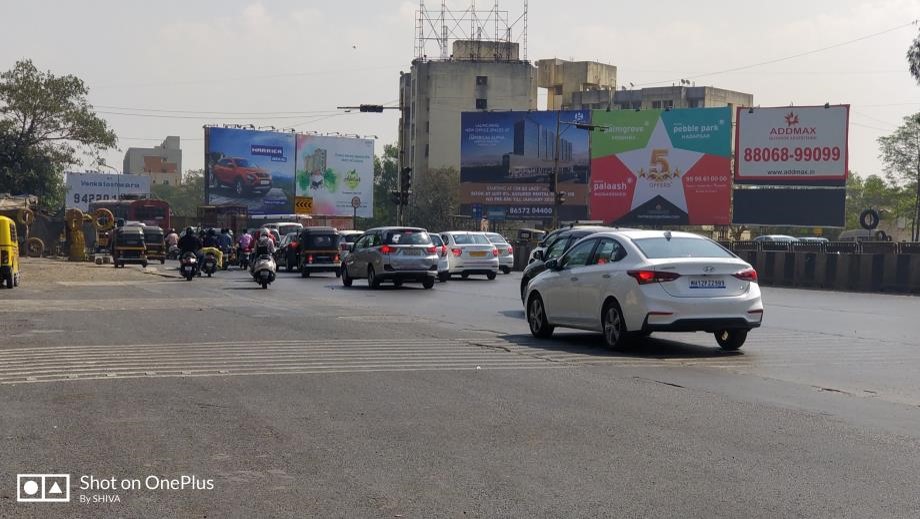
380 245 395 255
491 248 499 257
307 255 314 264
426 246 437 254
627 269 681 285
733 268 758 283
334 254 340 263
451 248 462 257
507 246 514 255
291 241 298 249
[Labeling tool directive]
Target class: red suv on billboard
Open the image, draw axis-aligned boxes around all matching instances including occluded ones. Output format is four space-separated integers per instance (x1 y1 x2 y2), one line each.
211 158 273 197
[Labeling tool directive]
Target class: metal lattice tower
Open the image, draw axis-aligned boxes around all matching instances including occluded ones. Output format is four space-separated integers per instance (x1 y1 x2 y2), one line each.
414 0 528 61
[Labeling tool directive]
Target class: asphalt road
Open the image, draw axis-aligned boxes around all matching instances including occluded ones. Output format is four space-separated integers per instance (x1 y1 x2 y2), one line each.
1 262 919 518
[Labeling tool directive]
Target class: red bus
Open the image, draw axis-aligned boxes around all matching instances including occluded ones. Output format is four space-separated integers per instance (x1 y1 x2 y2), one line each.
89 199 171 230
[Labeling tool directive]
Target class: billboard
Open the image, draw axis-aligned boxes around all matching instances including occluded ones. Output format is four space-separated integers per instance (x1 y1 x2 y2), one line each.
460 110 590 221
735 105 849 186
732 188 846 227
65 172 151 211
590 107 733 225
204 127 296 215
295 135 374 217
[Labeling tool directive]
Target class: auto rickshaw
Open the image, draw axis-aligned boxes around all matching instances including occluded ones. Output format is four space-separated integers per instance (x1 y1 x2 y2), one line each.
111 225 148 268
0 215 21 288
142 225 166 264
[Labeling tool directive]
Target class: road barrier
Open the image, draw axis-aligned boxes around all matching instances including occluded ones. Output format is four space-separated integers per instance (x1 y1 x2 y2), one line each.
727 241 920 294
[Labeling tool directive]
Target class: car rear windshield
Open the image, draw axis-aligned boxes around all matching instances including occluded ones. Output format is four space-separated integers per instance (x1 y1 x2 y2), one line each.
385 230 431 245
430 234 443 246
485 233 508 244
452 233 491 245
633 237 733 259
305 234 336 248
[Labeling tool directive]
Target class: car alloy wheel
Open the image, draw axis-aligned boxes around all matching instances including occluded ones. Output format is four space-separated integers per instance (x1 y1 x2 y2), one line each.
602 302 626 349
527 294 554 338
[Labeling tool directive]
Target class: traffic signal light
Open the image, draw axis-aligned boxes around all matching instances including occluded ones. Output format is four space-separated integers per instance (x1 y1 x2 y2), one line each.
359 104 385 113
400 167 412 193
401 192 410 205
390 191 401 205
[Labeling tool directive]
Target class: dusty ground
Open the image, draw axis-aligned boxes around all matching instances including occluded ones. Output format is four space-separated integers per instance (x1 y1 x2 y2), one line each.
16 257 162 284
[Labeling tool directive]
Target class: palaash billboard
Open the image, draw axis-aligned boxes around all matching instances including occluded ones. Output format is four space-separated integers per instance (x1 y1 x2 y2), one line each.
734 105 849 186
204 127 296 215
295 135 374 218
460 110 590 221
590 107 732 225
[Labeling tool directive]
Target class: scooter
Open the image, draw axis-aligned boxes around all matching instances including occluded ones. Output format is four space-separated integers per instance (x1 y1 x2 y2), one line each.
201 251 218 277
251 253 277 289
179 252 198 281
167 244 181 260
238 248 251 270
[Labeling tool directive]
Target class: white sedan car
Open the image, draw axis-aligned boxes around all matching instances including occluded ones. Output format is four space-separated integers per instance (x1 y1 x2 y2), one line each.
440 231 500 280
525 230 763 350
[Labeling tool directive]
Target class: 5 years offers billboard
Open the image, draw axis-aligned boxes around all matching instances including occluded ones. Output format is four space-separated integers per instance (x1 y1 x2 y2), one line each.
590 107 733 225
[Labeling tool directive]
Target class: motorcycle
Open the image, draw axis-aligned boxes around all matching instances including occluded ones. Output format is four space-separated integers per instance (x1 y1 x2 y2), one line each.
179 252 198 281
220 245 232 270
251 253 277 289
201 249 219 277
238 248 252 270
167 244 181 260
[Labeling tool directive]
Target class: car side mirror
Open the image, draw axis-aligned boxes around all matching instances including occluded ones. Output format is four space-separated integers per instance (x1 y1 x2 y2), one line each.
544 258 559 271
533 250 544 261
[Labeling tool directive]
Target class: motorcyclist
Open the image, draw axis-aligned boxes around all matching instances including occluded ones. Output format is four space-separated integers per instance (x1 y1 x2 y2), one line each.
165 228 179 248
201 228 223 269
238 232 253 252
178 227 202 254
255 231 276 256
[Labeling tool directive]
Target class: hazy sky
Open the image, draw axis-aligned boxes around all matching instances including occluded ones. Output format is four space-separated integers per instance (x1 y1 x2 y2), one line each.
1 0 918 177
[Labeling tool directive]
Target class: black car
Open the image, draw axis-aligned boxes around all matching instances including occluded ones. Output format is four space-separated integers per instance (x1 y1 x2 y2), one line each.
275 231 300 272
296 226 342 278
519 225 615 302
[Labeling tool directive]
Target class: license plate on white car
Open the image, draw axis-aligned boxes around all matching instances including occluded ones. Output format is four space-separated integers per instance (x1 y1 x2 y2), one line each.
690 279 726 289
401 249 421 256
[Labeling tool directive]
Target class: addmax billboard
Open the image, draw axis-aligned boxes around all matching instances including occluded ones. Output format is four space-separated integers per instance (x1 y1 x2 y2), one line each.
734 105 849 186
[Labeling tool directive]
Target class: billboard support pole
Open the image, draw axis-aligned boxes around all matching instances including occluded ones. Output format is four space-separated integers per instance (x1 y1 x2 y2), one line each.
552 111 560 229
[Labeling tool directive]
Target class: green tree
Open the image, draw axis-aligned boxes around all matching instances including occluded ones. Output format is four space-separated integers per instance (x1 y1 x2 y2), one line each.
150 169 204 217
908 29 920 85
877 113 920 240
0 59 116 210
363 144 398 228
408 167 460 231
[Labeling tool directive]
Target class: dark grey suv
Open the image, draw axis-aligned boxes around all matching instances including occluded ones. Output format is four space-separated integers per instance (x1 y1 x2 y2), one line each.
341 227 439 289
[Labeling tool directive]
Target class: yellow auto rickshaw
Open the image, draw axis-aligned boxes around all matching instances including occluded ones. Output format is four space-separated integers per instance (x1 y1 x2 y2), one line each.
0 214 21 288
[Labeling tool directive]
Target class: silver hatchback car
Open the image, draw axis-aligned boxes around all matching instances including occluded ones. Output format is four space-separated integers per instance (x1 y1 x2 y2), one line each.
341 227 439 289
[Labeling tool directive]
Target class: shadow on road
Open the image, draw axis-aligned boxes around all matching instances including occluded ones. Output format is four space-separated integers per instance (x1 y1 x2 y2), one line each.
499 310 525 319
498 333 742 360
